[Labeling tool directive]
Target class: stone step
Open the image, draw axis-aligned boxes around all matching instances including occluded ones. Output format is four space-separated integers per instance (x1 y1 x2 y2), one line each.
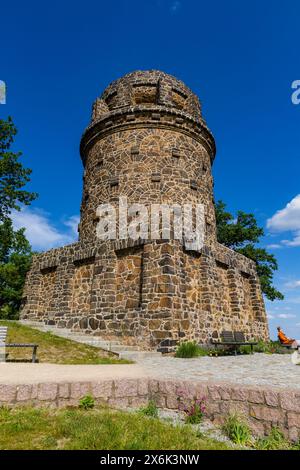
118 351 162 361
19 320 160 358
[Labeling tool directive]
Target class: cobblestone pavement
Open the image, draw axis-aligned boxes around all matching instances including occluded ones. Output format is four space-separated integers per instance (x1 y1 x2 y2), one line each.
138 353 299 390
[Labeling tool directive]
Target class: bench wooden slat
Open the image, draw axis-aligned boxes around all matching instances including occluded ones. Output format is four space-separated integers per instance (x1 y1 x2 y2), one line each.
211 330 257 355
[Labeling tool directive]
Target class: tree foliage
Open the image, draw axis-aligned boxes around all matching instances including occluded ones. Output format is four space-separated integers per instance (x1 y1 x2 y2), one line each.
0 219 32 318
0 117 36 318
0 116 37 221
215 200 283 301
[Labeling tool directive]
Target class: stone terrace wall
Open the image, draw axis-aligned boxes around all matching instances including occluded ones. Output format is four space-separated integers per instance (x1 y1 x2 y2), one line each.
1 378 299 441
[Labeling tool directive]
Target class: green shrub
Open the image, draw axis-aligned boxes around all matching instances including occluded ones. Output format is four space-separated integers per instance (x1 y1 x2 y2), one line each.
138 400 158 418
196 347 209 356
253 340 289 355
255 426 290 450
175 341 207 358
79 395 95 410
239 345 251 354
222 414 252 446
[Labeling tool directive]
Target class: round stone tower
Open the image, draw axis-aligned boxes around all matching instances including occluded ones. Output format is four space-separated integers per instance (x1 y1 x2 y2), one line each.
79 70 216 245
21 70 269 351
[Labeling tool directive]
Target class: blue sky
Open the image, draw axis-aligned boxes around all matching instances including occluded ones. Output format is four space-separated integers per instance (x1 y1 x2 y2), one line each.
1 0 300 339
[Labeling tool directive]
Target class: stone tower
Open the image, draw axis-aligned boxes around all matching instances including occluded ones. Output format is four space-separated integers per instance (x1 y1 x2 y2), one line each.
21 70 269 351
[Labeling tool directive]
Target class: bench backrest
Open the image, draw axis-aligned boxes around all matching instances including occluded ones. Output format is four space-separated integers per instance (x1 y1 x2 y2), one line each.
0 327 8 345
221 331 235 343
234 331 245 342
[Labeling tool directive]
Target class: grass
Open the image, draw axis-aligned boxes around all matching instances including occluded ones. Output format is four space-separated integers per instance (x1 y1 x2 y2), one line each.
255 426 295 450
222 414 252 446
0 320 131 365
138 400 159 418
0 406 232 450
222 417 300 450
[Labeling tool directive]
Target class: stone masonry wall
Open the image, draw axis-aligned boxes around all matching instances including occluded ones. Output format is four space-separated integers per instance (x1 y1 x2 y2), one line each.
21 238 269 350
1 378 299 441
20 70 269 350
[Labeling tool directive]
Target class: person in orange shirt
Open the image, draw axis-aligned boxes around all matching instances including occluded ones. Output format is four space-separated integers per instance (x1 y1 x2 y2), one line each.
277 326 300 349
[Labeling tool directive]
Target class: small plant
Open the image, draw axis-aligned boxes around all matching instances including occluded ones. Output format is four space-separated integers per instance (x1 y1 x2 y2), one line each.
175 341 206 358
138 400 158 418
239 345 251 355
208 347 229 357
255 426 290 450
177 390 206 424
184 398 206 424
222 414 251 446
79 394 95 410
196 346 210 356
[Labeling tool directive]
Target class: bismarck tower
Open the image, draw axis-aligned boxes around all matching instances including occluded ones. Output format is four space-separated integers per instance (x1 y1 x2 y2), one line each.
21 70 269 351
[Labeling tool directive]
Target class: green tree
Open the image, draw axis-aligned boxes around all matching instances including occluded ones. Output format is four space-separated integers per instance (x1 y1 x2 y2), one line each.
0 219 32 318
0 116 37 221
215 200 283 301
0 117 37 318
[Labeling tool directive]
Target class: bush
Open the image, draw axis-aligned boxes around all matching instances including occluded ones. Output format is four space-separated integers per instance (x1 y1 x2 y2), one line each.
222 414 252 446
255 427 290 450
254 340 289 354
79 395 95 410
138 400 158 418
175 341 207 358
238 340 289 355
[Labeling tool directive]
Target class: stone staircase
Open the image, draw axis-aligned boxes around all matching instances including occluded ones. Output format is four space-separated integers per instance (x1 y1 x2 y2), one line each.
19 320 162 361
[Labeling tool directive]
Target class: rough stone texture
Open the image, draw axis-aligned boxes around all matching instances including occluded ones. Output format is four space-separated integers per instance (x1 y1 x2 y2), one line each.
20 70 269 350
1 377 300 441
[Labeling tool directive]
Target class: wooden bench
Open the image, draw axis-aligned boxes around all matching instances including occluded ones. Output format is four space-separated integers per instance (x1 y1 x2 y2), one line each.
211 330 258 355
0 326 38 363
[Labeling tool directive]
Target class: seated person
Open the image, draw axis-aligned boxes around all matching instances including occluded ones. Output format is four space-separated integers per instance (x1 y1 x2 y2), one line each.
277 326 300 349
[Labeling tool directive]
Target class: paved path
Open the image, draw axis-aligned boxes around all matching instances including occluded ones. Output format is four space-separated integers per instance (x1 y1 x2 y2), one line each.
0 353 298 390
137 353 300 389
0 363 146 384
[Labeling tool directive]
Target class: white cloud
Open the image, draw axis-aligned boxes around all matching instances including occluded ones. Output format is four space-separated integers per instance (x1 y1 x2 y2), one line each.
282 235 300 247
277 313 296 319
267 195 300 232
267 313 275 319
267 195 300 247
62 215 80 237
11 207 79 251
266 243 282 249
284 280 300 289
